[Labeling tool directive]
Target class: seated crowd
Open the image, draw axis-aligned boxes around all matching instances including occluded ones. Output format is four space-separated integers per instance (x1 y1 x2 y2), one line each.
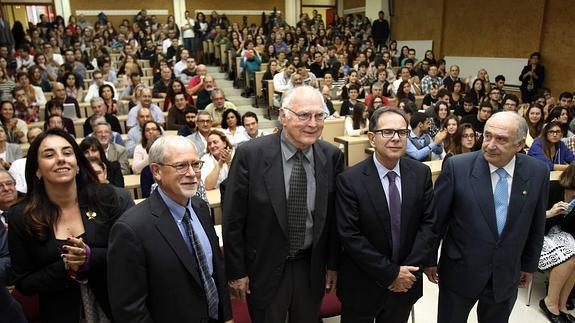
0 7 573 323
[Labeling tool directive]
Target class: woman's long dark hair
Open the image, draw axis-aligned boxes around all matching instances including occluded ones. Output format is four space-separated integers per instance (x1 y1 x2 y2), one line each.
539 121 563 161
351 102 367 130
545 106 570 137
24 128 100 240
524 103 544 139
452 123 476 155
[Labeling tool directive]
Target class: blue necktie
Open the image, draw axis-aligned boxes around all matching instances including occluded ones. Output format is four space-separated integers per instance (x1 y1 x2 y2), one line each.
386 171 401 263
494 168 508 235
182 209 219 319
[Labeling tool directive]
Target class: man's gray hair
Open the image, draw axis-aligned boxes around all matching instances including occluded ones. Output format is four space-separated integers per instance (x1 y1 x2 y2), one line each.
486 111 527 144
92 117 111 130
149 136 197 165
0 169 15 182
210 88 225 99
90 96 104 105
196 110 212 119
280 85 325 112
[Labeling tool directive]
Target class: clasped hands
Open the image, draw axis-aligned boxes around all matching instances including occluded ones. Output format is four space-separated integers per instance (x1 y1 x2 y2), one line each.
388 266 419 293
61 236 88 273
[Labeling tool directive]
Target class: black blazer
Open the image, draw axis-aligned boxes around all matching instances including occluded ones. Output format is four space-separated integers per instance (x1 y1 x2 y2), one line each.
223 132 345 307
107 191 232 323
7 184 125 323
433 151 548 302
336 157 435 311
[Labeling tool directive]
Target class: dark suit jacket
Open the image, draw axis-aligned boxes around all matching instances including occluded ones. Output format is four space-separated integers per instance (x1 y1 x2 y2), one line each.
7 184 125 323
433 151 548 302
336 157 435 311
223 132 345 308
107 191 232 323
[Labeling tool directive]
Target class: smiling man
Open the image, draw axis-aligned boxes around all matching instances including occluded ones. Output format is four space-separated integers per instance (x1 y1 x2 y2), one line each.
224 85 344 323
108 136 232 323
336 108 435 322
428 111 548 322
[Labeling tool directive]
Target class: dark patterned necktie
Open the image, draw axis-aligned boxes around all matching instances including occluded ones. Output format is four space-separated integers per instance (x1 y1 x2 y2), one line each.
287 150 308 256
386 171 401 263
182 208 219 319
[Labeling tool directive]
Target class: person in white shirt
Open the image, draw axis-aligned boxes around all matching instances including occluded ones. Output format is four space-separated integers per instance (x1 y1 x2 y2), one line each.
173 49 189 79
272 63 296 107
221 108 248 148
201 129 234 190
242 111 265 140
8 127 42 194
84 70 118 103
126 88 165 129
181 10 196 55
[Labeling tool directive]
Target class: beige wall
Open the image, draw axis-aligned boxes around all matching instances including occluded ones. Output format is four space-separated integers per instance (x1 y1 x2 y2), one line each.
390 0 574 97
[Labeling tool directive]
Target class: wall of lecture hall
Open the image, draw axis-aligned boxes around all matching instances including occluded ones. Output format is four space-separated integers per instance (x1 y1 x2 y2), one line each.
389 0 575 97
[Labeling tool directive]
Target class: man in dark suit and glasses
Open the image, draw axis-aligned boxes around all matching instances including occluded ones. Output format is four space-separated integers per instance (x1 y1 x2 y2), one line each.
336 107 435 322
107 135 232 323
427 111 549 322
224 85 344 323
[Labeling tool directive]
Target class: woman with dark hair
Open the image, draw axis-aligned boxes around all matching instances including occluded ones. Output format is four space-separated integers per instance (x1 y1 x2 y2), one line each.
163 79 194 111
520 52 545 104
536 163 575 323
449 123 477 156
338 69 366 100
430 101 450 138
28 65 51 92
398 45 409 65
64 72 83 101
79 136 125 187
344 102 369 136
396 80 415 103
528 121 574 171
524 103 544 148
221 108 247 148
131 120 161 174
194 12 209 62
8 128 128 322
0 101 27 143
201 129 234 190
466 78 486 106
99 83 124 116
450 80 465 112
545 106 572 138
442 114 460 155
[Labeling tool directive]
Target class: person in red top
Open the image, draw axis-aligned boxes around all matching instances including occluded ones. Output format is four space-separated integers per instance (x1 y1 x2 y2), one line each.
186 64 207 96
364 81 392 107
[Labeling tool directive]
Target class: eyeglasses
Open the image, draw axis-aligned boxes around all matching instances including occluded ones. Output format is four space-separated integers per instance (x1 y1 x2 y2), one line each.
158 160 204 174
284 107 328 122
547 130 562 136
373 128 409 138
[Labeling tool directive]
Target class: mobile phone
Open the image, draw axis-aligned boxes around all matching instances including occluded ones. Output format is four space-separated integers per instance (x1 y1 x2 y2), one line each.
564 199 575 217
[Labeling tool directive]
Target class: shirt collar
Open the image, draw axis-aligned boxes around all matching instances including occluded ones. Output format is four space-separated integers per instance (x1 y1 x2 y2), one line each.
158 187 192 223
488 156 516 178
280 130 313 162
373 153 401 180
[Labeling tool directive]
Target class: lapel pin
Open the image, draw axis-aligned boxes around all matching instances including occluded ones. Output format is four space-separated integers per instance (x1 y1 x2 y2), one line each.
86 210 97 220
522 190 527 196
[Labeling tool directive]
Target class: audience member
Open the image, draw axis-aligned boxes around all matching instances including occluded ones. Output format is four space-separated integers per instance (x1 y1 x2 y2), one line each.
8 128 128 322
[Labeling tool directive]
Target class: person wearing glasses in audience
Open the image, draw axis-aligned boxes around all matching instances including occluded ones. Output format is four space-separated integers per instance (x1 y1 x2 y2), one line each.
336 107 435 322
0 170 19 226
405 112 446 161
187 111 212 158
528 121 575 171
108 135 232 323
224 86 344 323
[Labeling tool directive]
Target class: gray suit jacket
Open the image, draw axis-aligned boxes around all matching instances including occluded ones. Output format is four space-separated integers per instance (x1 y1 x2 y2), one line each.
5 143 22 164
433 151 548 302
106 143 129 175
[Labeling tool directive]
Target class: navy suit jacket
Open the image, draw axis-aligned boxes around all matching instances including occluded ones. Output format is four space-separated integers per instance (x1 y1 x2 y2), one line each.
107 191 232 323
433 151 548 302
336 156 435 311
